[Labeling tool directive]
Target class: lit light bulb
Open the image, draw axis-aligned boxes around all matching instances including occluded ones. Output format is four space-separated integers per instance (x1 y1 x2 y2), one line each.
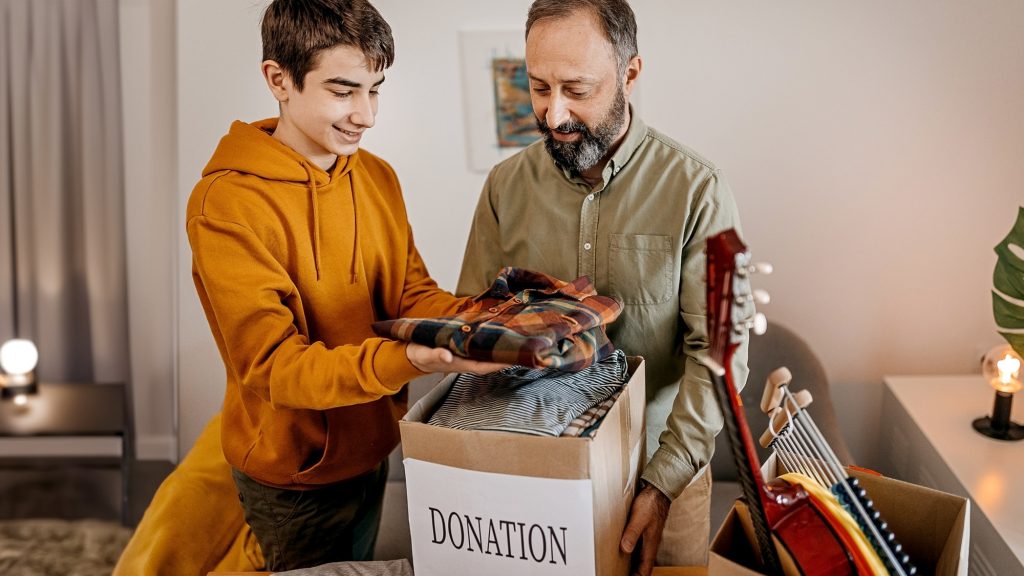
12 394 27 406
982 345 1023 394
997 354 1021 384
0 339 38 376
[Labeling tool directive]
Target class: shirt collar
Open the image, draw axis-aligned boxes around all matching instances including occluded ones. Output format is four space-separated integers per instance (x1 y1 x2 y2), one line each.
475 267 598 304
605 104 647 179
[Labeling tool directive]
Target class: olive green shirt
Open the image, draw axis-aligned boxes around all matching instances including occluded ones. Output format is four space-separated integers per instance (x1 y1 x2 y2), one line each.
457 111 751 499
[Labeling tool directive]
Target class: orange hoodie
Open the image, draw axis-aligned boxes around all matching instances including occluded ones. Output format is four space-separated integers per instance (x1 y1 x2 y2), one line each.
186 118 464 488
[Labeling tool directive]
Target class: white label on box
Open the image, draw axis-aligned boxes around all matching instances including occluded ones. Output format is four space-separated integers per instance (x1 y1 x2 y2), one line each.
405 458 596 576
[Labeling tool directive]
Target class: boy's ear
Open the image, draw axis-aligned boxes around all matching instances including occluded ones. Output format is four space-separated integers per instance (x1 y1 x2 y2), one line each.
262 60 290 103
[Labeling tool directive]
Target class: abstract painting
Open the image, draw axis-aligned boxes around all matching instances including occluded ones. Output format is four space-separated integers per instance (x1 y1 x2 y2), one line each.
491 57 540 148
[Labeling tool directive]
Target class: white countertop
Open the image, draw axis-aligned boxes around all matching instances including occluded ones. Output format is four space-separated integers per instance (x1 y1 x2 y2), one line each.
884 375 1024 567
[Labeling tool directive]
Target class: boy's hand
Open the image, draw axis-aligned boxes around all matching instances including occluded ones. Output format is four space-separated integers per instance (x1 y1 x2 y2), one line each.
405 342 511 375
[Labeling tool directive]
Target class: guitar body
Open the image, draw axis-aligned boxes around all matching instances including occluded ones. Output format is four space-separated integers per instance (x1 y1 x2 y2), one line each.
765 480 856 576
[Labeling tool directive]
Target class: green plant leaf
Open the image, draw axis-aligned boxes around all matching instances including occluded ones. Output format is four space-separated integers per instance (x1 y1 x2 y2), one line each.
999 331 1024 358
994 262 1024 301
993 291 1024 328
994 206 1024 357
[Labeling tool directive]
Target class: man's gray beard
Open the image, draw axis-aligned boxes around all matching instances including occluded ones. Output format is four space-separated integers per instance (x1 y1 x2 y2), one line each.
538 88 626 178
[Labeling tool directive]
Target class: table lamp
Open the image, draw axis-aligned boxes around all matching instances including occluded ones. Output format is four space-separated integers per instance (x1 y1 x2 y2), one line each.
973 344 1023 440
0 338 39 405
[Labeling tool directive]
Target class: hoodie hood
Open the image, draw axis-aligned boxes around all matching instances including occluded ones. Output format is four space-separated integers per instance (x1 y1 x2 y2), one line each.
203 118 360 281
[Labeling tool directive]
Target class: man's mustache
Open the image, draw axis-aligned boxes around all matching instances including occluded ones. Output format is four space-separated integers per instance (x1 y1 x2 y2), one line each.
538 118 588 135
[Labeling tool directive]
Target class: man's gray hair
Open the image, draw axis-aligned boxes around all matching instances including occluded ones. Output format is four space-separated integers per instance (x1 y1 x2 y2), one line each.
526 0 638 74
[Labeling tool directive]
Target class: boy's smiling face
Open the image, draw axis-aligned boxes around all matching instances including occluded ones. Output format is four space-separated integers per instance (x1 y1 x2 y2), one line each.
263 44 384 170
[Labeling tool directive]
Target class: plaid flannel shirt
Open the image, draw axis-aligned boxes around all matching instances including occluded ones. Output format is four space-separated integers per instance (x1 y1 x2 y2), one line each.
371 267 622 372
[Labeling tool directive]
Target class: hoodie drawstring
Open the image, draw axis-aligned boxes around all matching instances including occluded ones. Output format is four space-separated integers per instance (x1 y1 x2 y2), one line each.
302 162 322 280
302 160 361 284
348 171 359 284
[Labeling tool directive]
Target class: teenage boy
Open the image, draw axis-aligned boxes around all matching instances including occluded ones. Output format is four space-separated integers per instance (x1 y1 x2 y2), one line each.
186 0 503 569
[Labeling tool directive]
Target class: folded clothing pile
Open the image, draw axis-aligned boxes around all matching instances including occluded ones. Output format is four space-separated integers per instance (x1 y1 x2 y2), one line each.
372 267 622 372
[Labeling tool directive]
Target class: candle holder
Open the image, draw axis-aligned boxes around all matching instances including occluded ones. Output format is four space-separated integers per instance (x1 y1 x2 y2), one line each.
972 344 1024 441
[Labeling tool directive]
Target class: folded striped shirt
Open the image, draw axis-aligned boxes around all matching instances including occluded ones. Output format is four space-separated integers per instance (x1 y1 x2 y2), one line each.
372 267 622 372
560 388 624 438
428 350 628 436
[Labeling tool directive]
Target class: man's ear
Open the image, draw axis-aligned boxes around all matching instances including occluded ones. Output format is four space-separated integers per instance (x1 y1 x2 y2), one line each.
623 55 642 98
262 60 290 103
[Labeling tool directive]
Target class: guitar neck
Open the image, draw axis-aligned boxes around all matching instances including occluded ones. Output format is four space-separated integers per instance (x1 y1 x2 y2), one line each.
705 357 782 574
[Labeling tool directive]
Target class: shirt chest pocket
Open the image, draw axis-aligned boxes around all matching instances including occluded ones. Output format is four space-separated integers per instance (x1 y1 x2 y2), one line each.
608 234 674 305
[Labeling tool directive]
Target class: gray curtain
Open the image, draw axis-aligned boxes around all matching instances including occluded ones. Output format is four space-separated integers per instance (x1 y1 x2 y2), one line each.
0 0 128 384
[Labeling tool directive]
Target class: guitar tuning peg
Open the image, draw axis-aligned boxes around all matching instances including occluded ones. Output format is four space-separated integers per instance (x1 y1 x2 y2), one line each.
751 313 768 335
789 389 813 409
733 312 768 335
734 288 770 306
743 262 773 275
753 288 771 305
767 367 793 389
761 367 792 413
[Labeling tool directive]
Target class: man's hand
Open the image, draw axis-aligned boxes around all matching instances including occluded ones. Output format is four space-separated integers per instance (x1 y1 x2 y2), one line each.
620 482 672 576
405 342 511 374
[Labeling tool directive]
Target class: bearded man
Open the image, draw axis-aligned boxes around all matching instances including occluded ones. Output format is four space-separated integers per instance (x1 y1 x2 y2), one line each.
457 1 752 574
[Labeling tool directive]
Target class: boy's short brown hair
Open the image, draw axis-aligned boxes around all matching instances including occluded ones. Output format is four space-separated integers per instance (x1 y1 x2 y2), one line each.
261 0 395 91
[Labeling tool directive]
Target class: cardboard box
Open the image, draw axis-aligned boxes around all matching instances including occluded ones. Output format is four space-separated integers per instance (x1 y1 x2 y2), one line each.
709 455 970 576
399 358 646 576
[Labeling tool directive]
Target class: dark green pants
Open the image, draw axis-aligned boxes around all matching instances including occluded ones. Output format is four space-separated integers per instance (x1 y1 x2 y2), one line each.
231 461 388 571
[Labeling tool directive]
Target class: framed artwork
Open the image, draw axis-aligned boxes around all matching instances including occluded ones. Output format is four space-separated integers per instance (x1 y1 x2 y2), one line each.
459 30 542 172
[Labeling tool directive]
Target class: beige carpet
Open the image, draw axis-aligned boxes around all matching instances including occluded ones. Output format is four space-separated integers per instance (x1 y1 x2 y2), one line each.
0 518 131 576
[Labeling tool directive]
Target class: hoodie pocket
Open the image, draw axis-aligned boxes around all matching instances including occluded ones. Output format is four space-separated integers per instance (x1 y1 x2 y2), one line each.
292 414 333 484
608 234 674 305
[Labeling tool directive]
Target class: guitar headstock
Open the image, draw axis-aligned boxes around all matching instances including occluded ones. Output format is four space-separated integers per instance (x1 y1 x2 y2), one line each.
705 229 770 369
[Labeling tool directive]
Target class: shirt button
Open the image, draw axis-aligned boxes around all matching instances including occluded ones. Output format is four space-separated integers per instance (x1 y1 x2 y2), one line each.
584 242 592 251
512 297 523 304
488 307 499 313
586 194 595 202
460 325 471 333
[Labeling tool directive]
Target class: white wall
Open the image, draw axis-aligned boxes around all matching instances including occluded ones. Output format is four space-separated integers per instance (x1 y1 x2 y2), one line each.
162 0 1024 467
120 0 177 460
